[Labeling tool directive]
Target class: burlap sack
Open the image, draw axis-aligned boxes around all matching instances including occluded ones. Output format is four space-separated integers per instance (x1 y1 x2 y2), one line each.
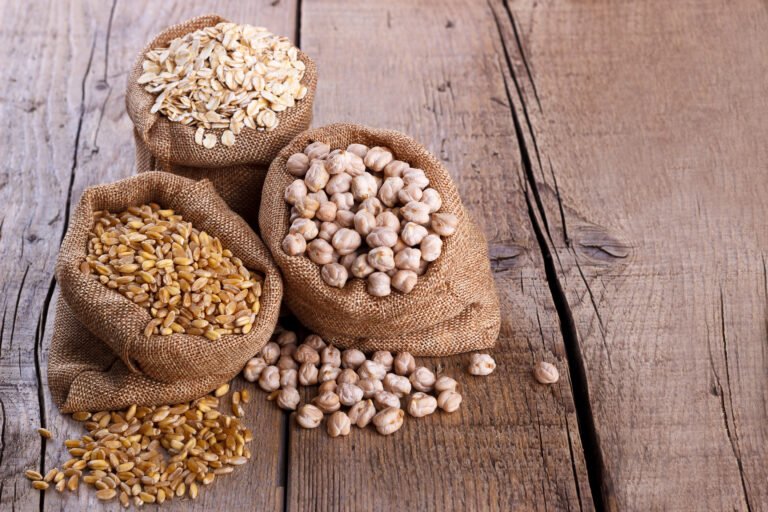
49 172 282 412
260 124 500 355
126 14 317 226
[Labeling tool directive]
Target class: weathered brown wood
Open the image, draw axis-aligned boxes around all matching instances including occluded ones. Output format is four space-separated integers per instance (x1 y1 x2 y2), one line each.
287 1 591 510
497 0 768 509
0 1 296 510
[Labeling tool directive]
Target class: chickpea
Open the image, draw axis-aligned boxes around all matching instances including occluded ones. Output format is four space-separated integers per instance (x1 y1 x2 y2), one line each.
331 192 355 211
400 222 428 246
372 351 394 372
363 146 394 171
358 197 384 216
391 270 418 294
286 152 310 177
408 392 438 418
354 209 377 236
305 159 330 192
409 366 436 392
282 233 306 256
332 228 362 256
398 184 423 204
321 345 342 367
335 209 355 228
298 362 319 386
394 247 421 271
337 383 364 406
294 344 319 365
401 201 431 225
327 150 365 175
383 159 409 178
372 407 404 435
304 141 330 160
421 188 442 213
341 349 366 369
358 378 384 398
367 271 391 297
339 252 358 271
368 246 395 271
366 227 398 248
358 360 387 381
289 218 319 240
327 411 351 438
403 168 430 189
318 221 340 242
431 212 459 237
321 263 348 288
348 399 376 428
325 172 352 194
420 234 443 262
350 253 375 279
296 404 323 429
284 179 308 205
307 239 335 265
315 201 338 223
351 173 378 201
378 177 404 207
393 352 416 376
294 195 320 219
372 213 398 236
346 143 369 159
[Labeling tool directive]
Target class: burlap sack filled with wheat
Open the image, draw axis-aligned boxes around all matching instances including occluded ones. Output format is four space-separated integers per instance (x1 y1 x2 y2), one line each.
49 172 282 412
260 124 500 355
126 14 317 227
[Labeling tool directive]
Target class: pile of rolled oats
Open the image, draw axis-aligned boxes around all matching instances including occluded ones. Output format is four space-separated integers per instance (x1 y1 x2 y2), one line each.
243 328 496 437
139 22 308 148
282 142 459 297
82 203 262 340
25 387 253 506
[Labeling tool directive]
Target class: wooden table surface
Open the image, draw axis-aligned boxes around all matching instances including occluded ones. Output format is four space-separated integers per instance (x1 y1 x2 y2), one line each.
1 1 767 510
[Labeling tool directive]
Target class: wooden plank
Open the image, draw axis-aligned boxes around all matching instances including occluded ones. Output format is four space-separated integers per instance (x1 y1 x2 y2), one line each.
0 1 104 510
497 0 768 509
288 1 592 510
0 1 295 510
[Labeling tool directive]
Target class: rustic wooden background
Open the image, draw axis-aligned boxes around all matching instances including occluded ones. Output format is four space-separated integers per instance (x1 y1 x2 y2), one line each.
1 0 767 510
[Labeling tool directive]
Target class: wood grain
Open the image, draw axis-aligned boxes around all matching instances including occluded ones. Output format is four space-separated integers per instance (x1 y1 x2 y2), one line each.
498 0 768 509
288 1 590 510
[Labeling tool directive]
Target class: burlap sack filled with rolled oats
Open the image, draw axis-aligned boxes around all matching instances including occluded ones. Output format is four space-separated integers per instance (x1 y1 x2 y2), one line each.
49 172 282 412
260 124 500 356
127 14 317 227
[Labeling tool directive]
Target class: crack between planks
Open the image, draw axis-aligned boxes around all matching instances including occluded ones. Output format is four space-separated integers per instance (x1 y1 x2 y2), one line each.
498 1 549 207
33 275 57 512
91 0 117 156
564 415 585 512
718 289 753 511
9 265 30 353
489 2 610 508
295 0 303 48
572 255 612 369
501 0 541 110
0 305 6 358
278 410 290 512
62 34 97 244
0 397 6 469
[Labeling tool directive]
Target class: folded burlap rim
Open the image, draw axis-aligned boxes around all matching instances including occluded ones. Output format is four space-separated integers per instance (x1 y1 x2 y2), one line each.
126 13 318 169
55 172 282 384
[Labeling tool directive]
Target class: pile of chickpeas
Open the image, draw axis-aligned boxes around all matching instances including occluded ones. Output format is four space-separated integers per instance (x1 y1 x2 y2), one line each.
243 329 497 437
282 142 459 296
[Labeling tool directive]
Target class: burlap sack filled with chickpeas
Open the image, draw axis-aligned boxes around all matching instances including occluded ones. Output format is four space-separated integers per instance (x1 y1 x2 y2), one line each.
260 124 500 355
126 14 317 227
48 172 282 412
